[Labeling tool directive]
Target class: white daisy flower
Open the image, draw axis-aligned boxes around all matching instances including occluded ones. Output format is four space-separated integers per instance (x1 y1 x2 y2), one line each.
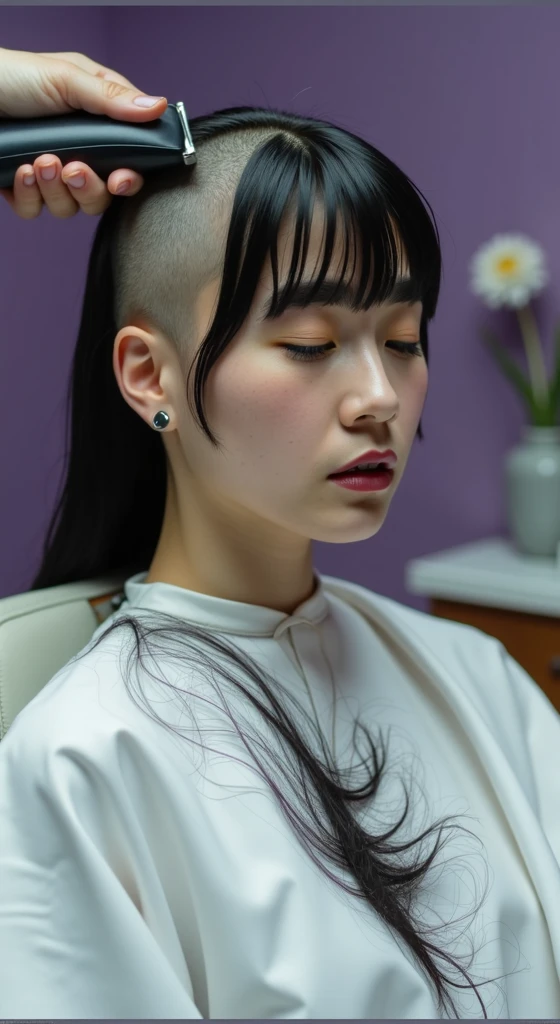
468 233 559 424
468 233 549 310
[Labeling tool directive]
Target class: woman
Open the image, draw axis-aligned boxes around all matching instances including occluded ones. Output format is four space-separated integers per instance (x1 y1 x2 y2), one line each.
1 45 560 1022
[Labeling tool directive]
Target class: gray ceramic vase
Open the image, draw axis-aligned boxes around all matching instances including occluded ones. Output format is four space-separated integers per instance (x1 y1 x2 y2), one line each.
504 425 560 557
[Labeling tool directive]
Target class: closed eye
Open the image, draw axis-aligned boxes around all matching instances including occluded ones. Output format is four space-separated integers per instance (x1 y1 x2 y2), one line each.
281 341 423 362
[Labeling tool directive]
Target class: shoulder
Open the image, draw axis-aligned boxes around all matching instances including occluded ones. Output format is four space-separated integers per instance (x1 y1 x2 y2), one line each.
321 572 492 650
1 616 200 782
320 572 528 724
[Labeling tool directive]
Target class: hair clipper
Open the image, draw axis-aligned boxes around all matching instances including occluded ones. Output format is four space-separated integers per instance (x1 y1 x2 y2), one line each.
0 100 196 189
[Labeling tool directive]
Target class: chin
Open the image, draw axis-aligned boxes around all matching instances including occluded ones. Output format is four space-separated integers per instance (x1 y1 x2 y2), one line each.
311 511 389 545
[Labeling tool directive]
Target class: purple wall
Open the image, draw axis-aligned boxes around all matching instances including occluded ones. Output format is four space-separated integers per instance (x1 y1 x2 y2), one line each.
2 7 559 610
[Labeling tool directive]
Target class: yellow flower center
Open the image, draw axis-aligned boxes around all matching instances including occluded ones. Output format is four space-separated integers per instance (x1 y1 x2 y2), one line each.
496 256 519 277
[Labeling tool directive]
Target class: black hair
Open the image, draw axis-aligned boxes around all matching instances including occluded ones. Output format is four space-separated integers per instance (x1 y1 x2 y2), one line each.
30 106 517 1016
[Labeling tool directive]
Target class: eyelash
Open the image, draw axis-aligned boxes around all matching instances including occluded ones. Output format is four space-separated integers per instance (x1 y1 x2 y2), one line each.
282 341 423 362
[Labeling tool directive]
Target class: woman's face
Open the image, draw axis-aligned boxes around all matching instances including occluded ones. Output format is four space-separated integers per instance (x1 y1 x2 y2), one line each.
166 211 428 549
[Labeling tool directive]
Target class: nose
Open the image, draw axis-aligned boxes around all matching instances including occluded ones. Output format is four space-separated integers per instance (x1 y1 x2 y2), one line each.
341 355 399 424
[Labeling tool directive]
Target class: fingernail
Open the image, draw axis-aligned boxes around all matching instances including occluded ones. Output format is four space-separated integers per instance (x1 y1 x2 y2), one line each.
115 180 131 195
65 174 85 189
133 95 164 107
23 172 36 186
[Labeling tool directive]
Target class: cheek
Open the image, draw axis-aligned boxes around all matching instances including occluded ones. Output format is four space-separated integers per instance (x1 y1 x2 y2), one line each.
209 362 317 446
205 360 329 493
403 363 429 422
205 355 428 467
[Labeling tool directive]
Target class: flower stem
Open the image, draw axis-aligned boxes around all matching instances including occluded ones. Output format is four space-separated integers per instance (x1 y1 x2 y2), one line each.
515 302 550 404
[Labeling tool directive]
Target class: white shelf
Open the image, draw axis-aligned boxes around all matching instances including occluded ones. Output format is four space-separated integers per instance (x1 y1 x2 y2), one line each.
405 536 560 618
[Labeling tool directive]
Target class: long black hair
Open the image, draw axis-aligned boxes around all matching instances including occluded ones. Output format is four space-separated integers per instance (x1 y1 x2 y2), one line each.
30 106 517 1016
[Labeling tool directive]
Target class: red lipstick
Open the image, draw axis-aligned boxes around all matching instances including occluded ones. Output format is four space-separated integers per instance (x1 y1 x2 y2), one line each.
328 448 396 493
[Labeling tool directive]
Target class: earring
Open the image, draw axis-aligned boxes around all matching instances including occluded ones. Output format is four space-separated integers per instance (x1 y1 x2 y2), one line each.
152 410 170 430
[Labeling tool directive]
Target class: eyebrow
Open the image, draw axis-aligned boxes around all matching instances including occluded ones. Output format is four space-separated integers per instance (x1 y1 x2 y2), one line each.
256 276 423 322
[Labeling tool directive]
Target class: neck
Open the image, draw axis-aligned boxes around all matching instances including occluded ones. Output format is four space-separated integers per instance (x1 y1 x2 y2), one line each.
145 478 317 615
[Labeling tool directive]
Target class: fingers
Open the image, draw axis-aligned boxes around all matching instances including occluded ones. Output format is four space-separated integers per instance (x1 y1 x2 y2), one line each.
35 51 138 92
5 155 145 219
48 56 167 122
4 160 68 220
60 159 145 206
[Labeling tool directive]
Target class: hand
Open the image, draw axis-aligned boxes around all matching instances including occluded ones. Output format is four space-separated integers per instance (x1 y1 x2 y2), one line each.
0 46 168 219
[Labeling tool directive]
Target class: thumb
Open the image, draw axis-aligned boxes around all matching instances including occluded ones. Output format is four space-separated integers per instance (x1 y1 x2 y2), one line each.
60 67 167 120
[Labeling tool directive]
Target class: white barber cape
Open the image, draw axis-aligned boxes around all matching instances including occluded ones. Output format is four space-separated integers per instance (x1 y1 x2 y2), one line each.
2 569 560 1019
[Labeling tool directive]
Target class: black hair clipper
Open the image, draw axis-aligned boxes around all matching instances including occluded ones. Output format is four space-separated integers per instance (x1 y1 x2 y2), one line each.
0 100 196 189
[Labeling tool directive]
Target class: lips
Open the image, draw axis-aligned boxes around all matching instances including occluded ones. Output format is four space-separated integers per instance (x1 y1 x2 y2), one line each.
330 448 397 476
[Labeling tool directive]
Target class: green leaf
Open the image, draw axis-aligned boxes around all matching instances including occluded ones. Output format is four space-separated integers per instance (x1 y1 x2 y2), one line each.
547 322 560 421
480 327 560 426
480 327 537 414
